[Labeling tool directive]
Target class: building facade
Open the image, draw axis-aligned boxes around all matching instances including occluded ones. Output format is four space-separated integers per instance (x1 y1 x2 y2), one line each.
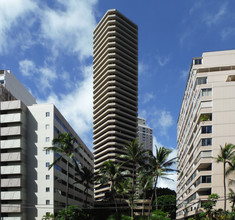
0 70 93 220
93 9 138 200
137 117 153 151
27 104 94 219
176 50 235 219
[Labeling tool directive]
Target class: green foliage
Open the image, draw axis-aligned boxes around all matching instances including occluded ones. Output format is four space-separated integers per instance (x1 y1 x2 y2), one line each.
228 190 235 211
199 114 211 122
151 209 170 220
44 133 79 208
106 214 132 220
201 193 219 219
56 205 91 220
155 194 176 219
148 146 177 217
215 143 235 211
74 165 94 208
42 212 54 220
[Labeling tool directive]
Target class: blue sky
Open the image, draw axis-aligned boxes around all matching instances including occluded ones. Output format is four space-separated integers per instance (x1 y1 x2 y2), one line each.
1 0 235 190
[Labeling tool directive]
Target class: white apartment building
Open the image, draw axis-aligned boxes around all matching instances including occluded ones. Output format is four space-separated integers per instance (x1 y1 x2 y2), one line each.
0 70 93 220
27 104 94 219
137 117 153 152
176 50 235 219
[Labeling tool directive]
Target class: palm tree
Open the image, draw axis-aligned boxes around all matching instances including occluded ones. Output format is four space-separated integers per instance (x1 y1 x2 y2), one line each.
74 165 94 208
120 139 150 219
148 146 177 216
138 170 153 216
215 143 235 211
95 160 125 214
44 132 78 209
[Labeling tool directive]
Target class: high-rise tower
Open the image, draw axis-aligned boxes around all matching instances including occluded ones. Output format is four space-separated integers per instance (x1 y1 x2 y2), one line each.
93 9 138 201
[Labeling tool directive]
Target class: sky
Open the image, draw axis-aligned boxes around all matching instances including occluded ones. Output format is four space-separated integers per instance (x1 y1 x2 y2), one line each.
1 0 235 191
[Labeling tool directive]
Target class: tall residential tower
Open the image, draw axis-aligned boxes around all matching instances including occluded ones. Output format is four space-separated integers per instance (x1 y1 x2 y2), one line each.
176 50 235 219
93 9 138 201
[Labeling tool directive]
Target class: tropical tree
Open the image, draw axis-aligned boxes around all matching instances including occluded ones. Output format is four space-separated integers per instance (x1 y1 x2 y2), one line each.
120 139 150 219
215 143 235 211
138 169 153 216
74 165 94 208
201 193 219 219
148 146 177 216
95 160 126 215
44 132 78 209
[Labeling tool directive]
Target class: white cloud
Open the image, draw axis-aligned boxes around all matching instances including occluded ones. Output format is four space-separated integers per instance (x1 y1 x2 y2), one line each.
19 60 36 76
180 70 189 79
156 55 170 67
203 3 227 26
189 1 203 15
0 0 37 53
138 62 149 75
221 27 235 40
40 0 97 60
142 92 154 104
157 110 174 136
19 59 57 91
38 65 93 149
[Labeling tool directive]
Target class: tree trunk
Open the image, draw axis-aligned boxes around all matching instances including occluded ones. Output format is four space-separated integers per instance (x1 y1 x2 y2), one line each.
148 176 158 218
131 163 135 219
155 175 158 210
85 186 88 208
224 161 226 211
142 191 146 216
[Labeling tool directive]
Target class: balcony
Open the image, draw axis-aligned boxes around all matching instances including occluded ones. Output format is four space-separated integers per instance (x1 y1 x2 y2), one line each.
0 113 22 123
1 178 21 187
1 165 21 175
1 152 21 162
1 204 21 213
0 100 22 110
0 139 21 149
1 191 21 200
0 126 22 136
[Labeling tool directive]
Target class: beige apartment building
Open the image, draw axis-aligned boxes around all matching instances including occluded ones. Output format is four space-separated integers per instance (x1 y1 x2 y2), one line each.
0 70 94 220
93 9 138 200
176 50 235 219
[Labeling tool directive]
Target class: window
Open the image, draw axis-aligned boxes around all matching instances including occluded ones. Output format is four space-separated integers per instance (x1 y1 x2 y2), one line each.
46 187 50 192
226 75 235 82
45 149 50 155
45 124 50 130
201 175 211 183
46 175 50 180
196 77 207 85
46 112 50 117
201 126 212 134
194 58 202 65
201 138 212 146
201 88 212 96
45 137 50 142
46 162 50 167
46 200 50 205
